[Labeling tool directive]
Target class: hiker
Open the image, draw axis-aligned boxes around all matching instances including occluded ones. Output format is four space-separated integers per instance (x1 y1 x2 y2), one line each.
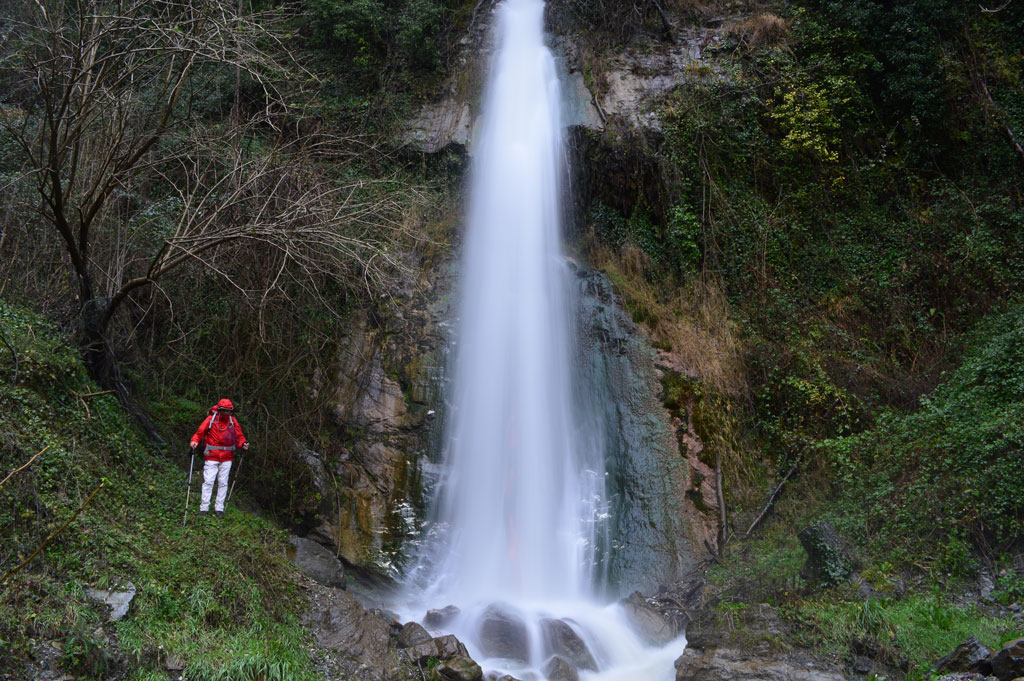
190 399 249 517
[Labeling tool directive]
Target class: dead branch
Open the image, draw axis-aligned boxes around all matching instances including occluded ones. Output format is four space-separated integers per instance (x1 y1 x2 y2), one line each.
976 74 1024 162
0 479 105 585
0 445 51 489
744 460 800 537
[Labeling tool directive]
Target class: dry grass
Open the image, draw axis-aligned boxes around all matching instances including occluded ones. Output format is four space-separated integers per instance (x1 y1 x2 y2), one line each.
729 13 791 50
589 242 747 400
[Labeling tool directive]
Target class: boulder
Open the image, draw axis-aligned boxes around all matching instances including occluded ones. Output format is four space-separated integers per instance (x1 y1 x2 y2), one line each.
620 592 677 646
397 622 433 649
404 635 470 665
798 522 857 587
437 655 484 681
934 636 994 676
425 605 462 628
478 605 530 663
435 634 471 659
85 581 135 621
543 655 580 681
540 618 597 671
287 535 346 588
990 638 1024 681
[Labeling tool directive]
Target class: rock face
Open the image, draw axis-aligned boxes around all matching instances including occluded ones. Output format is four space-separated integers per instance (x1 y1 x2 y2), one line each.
303 269 453 574
798 522 857 587
678 607 848 681
287 535 346 588
303 583 400 681
675 646 849 681
575 264 707 592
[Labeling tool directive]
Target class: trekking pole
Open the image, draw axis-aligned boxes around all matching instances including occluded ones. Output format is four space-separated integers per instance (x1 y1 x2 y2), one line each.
183 449 196 527
226 447 244 504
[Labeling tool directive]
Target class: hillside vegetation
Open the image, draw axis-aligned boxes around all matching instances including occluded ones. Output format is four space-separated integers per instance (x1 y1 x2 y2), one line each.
564 0 1024 673
0 302 316 680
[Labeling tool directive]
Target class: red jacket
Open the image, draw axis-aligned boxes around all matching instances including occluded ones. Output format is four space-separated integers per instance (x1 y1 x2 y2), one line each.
191 400 247 462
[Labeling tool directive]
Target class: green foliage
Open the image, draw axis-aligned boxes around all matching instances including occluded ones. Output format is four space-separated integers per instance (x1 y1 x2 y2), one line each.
823 306 1024 570
786 592 1016 675
0 301 316 680
305 0 458 79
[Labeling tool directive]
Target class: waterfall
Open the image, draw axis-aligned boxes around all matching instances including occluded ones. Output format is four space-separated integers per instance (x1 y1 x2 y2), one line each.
400 0 686 678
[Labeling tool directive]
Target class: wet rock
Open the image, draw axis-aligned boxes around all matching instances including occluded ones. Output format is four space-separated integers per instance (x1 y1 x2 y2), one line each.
990 638 1024 681
435 634 470 659
798 522 857 587
85 581 135 621
541 618 597 671
287 536 346 588
620 592 677 646
934 636 994 676
425 605 462 628
543 655 580 681
437 655 484 681
304 585 398 680
397 622 433 648
403 635 470 665
574 266 702 591
478 605 530 663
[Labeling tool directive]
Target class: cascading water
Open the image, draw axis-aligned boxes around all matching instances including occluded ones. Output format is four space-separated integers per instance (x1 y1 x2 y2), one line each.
400 0 687 678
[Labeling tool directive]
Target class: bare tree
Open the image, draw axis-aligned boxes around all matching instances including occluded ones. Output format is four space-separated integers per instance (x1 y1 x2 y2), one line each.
0 0 415 435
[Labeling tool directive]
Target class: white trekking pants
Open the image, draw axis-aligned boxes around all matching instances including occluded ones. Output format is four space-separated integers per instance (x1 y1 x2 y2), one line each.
200 460 233 512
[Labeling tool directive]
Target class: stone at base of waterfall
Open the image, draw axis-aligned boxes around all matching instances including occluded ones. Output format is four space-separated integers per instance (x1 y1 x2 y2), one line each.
403 634 471 665
484 674 523 681
397 621 433 648
287 535 346 588
990 637 1024 681
540 618 597 671
425 604 462 628
932 675 999 681
620 591 678 646
85 581 136 621
675 647 847 681
478 605 530 663
437 655 484 681
544 655 580 681
934 636 995 676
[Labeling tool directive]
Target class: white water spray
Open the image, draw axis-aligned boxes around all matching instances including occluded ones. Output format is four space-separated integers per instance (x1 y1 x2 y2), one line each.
402 0 686 678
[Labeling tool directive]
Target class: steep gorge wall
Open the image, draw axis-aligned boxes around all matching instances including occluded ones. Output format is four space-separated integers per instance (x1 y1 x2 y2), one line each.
302 0 736 590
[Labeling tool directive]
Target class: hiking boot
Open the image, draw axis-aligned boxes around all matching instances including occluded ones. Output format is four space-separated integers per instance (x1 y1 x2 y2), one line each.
199 510 208 517
215 511 224 518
